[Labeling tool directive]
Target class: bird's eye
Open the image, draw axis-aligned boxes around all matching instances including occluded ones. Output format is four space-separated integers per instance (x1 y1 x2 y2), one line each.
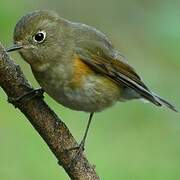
33 31 46 43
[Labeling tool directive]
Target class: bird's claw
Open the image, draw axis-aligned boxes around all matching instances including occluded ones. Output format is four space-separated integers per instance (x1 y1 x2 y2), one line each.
67 140 85 169
8 88 44 107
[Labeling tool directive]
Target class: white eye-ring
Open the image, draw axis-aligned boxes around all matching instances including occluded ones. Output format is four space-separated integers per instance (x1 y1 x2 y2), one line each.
33 31 46 43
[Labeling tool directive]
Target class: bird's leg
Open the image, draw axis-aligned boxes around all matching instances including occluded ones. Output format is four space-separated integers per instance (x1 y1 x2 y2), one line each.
67 112 94 167
69 112 94 151
8 88 44 107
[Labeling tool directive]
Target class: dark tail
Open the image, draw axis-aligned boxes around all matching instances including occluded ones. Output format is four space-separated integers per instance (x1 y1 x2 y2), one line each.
106 66 178 112
151 93 178 112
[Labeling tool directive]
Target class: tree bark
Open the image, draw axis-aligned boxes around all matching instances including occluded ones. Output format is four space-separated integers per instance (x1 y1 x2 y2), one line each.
0 42 99 180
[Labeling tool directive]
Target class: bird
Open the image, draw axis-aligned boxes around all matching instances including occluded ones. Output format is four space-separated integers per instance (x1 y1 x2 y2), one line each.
7 10 177 159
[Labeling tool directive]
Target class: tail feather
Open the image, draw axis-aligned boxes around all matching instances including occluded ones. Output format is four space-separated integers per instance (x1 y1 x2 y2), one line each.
152 93 178 112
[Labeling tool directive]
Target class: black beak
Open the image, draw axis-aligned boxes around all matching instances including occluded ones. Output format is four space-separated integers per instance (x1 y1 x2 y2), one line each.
6 44 23 52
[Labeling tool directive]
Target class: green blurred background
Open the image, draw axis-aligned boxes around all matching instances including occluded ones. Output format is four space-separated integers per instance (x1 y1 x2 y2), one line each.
0 0 180 179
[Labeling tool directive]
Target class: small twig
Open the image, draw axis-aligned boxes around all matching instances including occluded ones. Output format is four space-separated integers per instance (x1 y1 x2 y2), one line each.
0 42 100 180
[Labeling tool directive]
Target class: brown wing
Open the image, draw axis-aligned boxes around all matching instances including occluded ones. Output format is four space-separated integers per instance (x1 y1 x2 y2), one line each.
75 41 177 111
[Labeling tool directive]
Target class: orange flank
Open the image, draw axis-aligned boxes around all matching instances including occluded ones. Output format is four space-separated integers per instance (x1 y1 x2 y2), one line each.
70 55 93 88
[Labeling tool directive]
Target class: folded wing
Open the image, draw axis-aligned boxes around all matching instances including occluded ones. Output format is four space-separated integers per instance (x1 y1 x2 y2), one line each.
75 40 177 112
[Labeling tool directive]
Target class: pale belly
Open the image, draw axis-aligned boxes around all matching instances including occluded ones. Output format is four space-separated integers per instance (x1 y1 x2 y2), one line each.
33 69 123 112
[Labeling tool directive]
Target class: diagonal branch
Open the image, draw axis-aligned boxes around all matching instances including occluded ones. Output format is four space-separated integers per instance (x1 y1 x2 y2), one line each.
0 42 99 180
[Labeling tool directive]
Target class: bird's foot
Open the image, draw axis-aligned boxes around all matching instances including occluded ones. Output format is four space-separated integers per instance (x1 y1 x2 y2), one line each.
8 88 44 107
67 140 85 168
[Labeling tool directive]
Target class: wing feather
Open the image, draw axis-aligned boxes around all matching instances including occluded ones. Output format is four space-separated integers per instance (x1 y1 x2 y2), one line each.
75 42 177 112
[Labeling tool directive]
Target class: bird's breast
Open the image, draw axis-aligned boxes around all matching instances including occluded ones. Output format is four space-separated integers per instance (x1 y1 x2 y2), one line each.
32 57 123 112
